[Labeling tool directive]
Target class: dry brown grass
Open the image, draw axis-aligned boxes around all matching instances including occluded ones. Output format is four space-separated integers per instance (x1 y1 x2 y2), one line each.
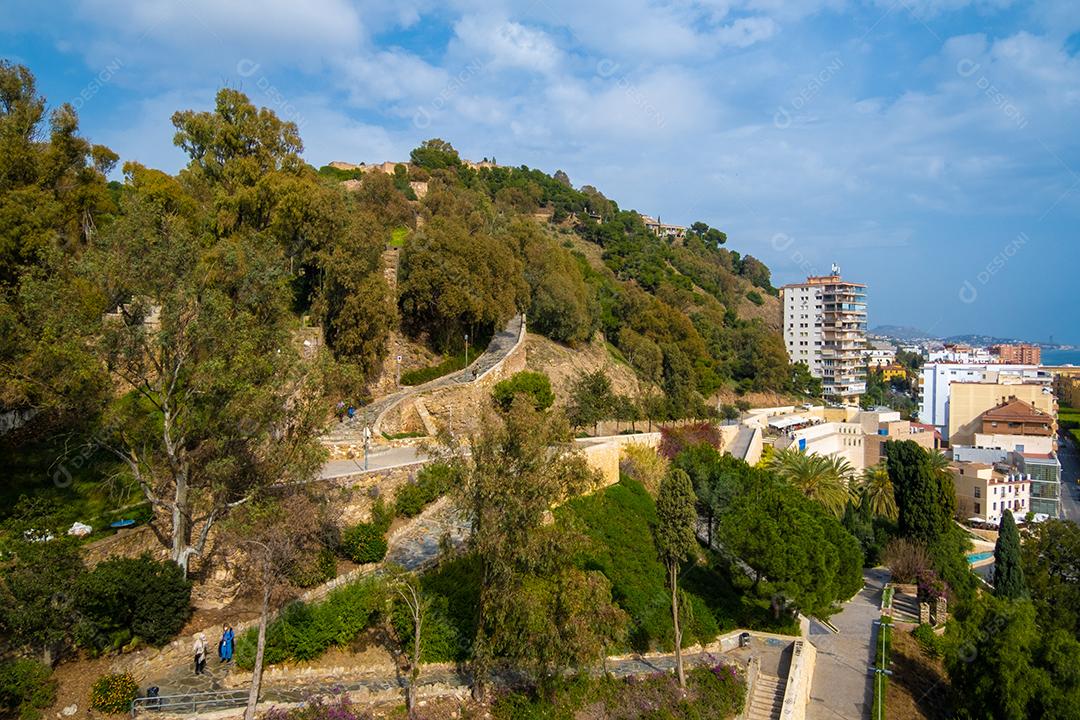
886 628 954 720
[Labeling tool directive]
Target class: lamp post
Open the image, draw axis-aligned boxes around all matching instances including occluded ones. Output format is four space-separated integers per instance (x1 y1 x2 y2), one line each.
464 333 469 371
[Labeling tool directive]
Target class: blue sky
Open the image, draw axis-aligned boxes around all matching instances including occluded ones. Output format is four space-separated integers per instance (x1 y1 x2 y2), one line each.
4 0 1079 343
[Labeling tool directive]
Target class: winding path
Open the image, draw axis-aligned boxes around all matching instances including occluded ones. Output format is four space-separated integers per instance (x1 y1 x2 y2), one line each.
322 314 524 446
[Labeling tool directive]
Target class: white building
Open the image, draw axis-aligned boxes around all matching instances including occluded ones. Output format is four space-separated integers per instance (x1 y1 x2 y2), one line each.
927 345 995 364
917 363 1051 433
864 340 896 368
781 268 867 404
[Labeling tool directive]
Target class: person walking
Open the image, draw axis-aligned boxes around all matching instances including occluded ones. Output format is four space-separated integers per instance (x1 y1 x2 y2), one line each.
193 633 207 675
218 624 235 664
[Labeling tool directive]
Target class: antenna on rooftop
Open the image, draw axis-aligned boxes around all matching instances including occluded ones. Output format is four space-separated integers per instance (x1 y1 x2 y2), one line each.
831 263 841 276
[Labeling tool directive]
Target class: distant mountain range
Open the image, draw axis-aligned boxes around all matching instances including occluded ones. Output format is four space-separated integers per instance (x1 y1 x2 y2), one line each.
870 325 938 341
871 325 1069 349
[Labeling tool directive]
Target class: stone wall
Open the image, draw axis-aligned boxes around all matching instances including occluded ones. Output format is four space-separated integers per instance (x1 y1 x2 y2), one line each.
780 639 817 720
379 326 528 438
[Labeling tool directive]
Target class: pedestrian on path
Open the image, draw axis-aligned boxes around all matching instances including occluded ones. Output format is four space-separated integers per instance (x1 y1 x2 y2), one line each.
218 624 235 663
193 633 207 675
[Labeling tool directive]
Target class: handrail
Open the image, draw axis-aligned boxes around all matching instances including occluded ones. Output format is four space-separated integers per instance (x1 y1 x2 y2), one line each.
131 688 250 717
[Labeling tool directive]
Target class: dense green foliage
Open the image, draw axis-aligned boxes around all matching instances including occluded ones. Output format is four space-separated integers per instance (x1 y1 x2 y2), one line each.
234 579 385 669
0 660 55 720
674 448 863 618
1021 519 1080 637
491 371 555 412
493 663 746 720
73 554 192 652
945 595 1080 719
340 522 388 564
394 462 458 518
557 477 795 652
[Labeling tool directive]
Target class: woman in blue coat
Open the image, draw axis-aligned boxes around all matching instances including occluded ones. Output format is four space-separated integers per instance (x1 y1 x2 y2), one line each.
218 624 235 663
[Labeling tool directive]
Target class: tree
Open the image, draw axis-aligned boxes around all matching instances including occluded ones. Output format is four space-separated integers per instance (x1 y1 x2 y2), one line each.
945 595 1080 720
769 448 854 517
449 398 605 699
716 477 862 618
226 493 335 720
993 511 1026 600
386 566 427 717
491 371 554 412
566 369 616 433
654 468 698 687
83 192 326 574
0 537 84 665
885 441 954 544
858 463 897 520
1021 519 1080 636
882 538 931 584
398 216 526 350
409 139 462 170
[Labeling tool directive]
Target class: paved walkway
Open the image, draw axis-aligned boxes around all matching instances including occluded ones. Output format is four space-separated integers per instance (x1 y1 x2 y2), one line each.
322 314 523 446
806 568 888 720
320 445 426 479
140 644 752 716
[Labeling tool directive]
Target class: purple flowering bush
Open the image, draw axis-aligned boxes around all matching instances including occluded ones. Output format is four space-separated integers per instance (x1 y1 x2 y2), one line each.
263 690 373 720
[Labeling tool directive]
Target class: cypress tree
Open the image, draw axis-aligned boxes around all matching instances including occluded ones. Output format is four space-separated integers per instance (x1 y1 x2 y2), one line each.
993 510 1026 599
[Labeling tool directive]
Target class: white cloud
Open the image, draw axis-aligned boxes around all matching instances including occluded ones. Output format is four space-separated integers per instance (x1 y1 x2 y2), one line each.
712 16 778 48
453 16 561 73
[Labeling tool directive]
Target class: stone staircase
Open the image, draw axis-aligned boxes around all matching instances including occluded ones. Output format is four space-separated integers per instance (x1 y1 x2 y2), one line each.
745 673 786 720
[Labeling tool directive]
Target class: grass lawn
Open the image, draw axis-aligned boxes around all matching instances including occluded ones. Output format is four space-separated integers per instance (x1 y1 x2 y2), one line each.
0 434 142 539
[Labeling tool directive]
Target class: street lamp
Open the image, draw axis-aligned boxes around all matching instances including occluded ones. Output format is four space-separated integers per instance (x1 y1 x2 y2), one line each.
464 333 469 370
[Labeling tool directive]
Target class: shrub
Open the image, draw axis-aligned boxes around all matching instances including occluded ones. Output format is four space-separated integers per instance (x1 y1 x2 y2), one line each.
389 593 465 663
369 497 394 534
89 673 138 715
882 538 931 584
492 662 745 720
394 463 457 518
290 548 338 588
74 554 192 652
659 423 723 459
0 660 56 720
235 579 384 669
911 623 942 658
746 290 764 306
618 443 668 496
340 523 387 565
492 371 555 412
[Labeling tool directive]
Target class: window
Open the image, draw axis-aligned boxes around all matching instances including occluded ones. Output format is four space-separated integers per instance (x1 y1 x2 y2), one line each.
974 487 980 498
975 502 981 514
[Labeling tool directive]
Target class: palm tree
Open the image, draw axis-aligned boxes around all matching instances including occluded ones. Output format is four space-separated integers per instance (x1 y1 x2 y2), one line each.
769 447 855 517
926 449 950 479
859 462 897 520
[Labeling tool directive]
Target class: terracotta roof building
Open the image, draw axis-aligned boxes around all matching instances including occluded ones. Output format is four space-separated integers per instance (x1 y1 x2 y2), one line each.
980 397 1055 437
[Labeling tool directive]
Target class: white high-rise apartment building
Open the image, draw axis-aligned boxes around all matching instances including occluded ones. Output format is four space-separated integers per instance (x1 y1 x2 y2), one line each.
781 268 868 404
